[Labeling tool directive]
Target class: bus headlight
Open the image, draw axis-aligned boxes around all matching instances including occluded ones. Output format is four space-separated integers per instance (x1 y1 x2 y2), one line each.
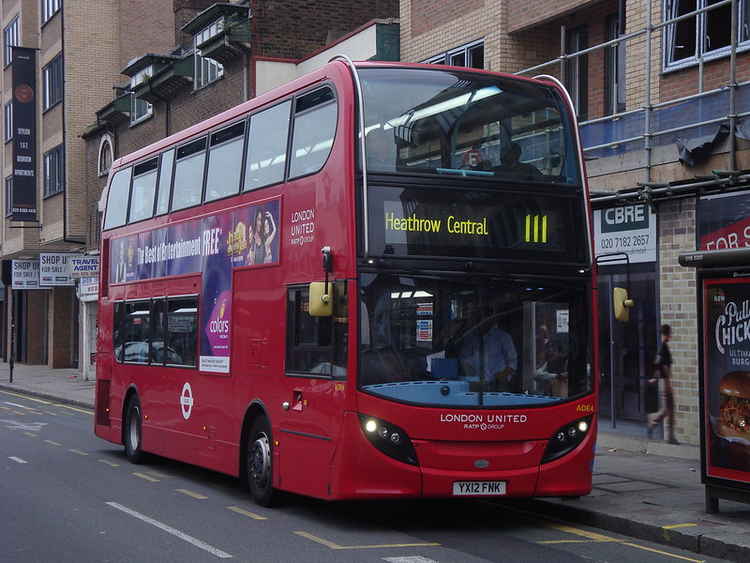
542 416 593 464
359 414 418 466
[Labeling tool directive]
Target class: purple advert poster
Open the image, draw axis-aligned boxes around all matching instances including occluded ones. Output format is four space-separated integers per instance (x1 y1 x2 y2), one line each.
109 199 280 373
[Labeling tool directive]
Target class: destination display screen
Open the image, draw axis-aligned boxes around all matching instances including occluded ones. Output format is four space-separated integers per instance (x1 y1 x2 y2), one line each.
367 185 587 262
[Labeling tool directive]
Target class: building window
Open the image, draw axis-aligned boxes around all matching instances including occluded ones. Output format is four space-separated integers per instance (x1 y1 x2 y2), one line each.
43 54 63 111
3 16 18 67
424 40 484 68
98 136 113 177
605 14 626 115
565 26 588 120
5 176 12 217
42 0 62 24
4 102 12 142
665 0 750 68
194 19 225 89
130 66 153 125
44 144 64 197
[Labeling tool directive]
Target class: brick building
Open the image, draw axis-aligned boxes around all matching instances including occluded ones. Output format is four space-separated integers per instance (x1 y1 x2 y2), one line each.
81 1 399 379
400 0 750 446
1 0 176 371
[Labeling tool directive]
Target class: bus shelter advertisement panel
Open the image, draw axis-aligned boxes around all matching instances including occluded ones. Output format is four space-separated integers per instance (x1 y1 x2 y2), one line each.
704 278 750 483
109 199 280 373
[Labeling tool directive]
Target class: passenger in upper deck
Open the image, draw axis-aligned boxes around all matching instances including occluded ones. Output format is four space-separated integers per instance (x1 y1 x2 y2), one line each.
494 142 543 179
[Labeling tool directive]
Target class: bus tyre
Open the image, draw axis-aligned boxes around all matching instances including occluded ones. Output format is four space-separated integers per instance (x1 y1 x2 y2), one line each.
124 396 145 464
247 417 274 506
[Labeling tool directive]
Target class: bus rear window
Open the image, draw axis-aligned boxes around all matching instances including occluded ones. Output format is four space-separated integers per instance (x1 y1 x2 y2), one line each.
103 167 132 230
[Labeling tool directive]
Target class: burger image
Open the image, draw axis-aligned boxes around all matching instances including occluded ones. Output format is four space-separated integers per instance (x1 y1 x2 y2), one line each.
718 371 750 440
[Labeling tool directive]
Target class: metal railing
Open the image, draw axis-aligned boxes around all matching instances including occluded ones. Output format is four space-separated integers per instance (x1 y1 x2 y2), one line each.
514 0 744 184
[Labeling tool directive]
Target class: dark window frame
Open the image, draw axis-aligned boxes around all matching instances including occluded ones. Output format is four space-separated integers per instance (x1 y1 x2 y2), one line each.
43 53 64 112
43 144 65 198
423 39 485 69
3 16 18 68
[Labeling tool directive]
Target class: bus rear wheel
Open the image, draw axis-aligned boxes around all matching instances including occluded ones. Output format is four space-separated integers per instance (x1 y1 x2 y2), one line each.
247 417 274 506
124 396 145 464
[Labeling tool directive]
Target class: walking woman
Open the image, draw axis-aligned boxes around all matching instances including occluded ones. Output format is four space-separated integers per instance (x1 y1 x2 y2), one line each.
648 324 679 444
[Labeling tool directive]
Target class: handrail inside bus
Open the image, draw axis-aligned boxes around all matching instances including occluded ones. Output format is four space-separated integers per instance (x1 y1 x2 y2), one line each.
534 74 593 267
329 54 369 256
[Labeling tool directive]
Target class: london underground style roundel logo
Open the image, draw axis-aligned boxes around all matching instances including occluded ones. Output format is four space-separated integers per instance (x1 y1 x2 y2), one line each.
180 382 194 420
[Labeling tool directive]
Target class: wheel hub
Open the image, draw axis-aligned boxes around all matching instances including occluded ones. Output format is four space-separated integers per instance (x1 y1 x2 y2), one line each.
250 433 271 488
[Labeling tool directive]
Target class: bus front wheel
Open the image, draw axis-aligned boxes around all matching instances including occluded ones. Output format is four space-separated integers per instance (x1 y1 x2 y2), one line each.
247 417 274 506
124 396 145 464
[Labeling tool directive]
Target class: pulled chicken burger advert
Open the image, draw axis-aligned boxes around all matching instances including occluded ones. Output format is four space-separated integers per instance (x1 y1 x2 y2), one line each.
706 280 750 475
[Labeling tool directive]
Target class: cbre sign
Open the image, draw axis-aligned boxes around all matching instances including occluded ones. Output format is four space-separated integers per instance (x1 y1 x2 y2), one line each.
593 203 656 264
10 47 37 222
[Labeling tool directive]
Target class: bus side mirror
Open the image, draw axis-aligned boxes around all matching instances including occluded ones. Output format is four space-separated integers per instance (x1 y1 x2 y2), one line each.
308 282 333 317
613 287 635 322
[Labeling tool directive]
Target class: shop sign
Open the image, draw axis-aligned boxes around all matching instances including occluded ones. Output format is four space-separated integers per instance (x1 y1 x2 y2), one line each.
593 204 656 264
71 255 99 278
77 277 98 302
12 259 40 289
40 253 78 286
699 192 750 250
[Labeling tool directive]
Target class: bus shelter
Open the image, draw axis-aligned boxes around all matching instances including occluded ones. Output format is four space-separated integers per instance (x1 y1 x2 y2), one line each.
680 247 750 513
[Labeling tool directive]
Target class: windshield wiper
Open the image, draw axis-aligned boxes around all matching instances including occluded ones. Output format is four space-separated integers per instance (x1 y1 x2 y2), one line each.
436 167 494 177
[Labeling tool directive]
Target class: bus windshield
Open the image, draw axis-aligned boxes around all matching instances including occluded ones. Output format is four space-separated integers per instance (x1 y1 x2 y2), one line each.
360 67 581 185
359 274 591 408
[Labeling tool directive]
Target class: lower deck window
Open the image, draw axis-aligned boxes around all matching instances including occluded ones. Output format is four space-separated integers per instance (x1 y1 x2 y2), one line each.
114 295 198 368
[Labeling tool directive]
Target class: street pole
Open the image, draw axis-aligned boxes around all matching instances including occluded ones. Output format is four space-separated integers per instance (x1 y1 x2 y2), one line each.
9 287 14 384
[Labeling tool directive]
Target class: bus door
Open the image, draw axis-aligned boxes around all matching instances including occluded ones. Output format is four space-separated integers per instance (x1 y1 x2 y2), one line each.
278 282 349 497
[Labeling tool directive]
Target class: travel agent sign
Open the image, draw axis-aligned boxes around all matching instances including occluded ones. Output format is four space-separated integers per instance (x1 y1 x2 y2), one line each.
593 203 656 264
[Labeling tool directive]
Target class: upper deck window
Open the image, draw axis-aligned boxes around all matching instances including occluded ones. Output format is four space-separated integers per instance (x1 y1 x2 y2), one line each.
103 167 132 230
289 87 337 179
171 138 207 211
359 68 581 186
244 101 291 191
128 157 158 223
205 121 245 202
154 149 174 216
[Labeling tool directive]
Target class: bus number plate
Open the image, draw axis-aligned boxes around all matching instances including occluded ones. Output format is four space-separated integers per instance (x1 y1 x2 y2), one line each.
452 481 506 496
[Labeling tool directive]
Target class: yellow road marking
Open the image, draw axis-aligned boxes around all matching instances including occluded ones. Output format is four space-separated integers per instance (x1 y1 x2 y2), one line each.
144 470 169 479
98 459 119 467
44 411 58 416
293 531 440 550
133 472 160 482
23 432 37 438
538 539 611 544
546 523 619 543
227 506 267 520
68 449 89 456
12 410 26 416
663 523 698 530
0 405 10 410
622 542 704 562
44 439 61 446
0 391 52 405
176 489 208 500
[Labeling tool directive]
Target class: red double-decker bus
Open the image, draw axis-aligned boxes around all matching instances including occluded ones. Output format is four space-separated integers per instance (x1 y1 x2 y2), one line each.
95 59 598 506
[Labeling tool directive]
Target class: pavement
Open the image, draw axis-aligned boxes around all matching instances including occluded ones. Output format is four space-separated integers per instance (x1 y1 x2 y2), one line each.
1 364 749 562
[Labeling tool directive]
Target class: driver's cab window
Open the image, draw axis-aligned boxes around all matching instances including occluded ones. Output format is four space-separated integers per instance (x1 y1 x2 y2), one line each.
286 283 347 378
